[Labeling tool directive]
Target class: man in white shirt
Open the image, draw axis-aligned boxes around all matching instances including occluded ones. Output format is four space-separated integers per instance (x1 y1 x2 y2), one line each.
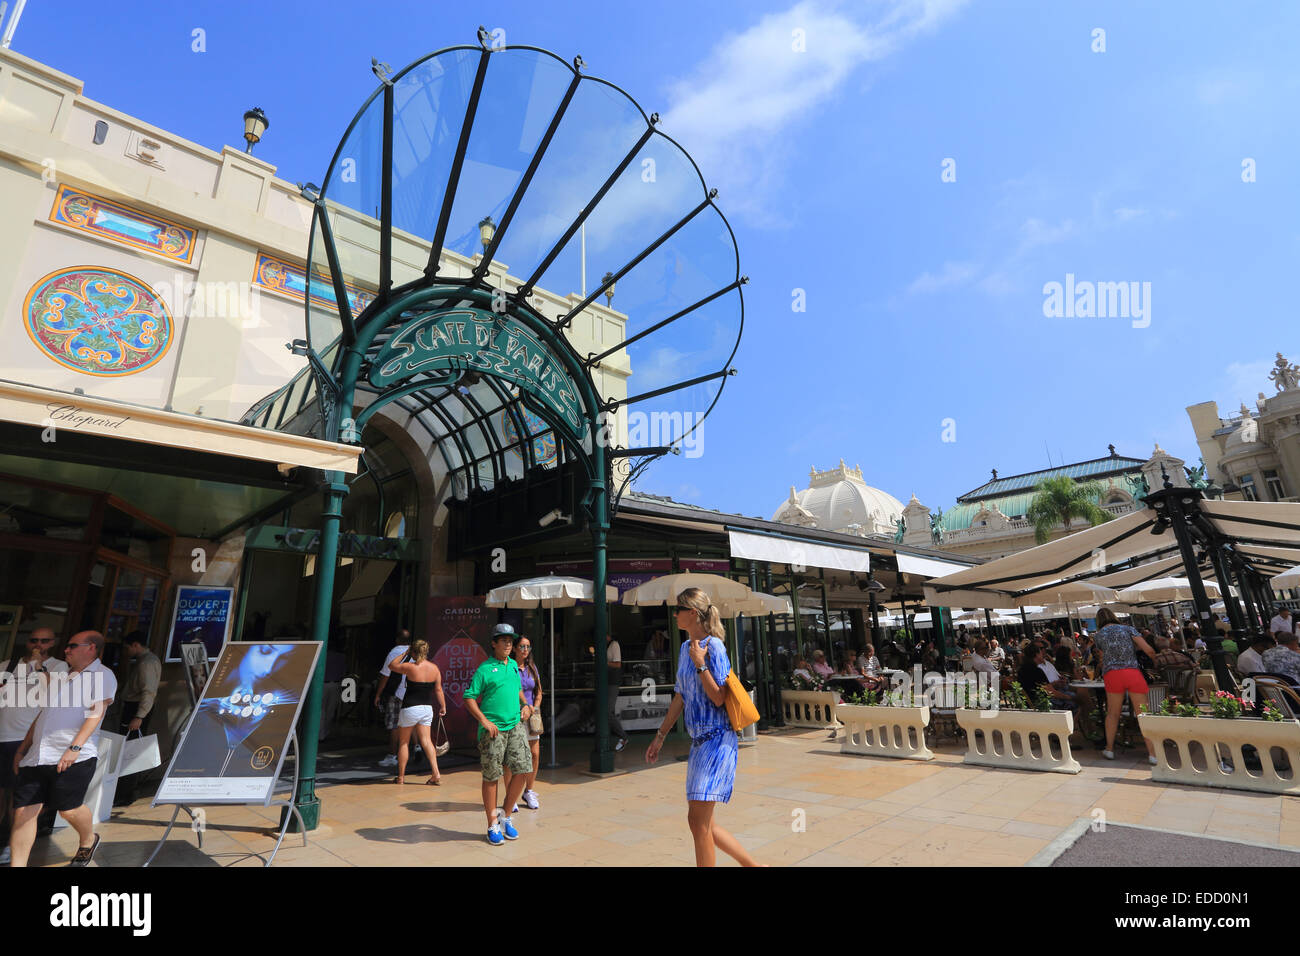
1235 635 1272 677
1270 608 1296 639
606 634 627 752
373 629 410 768
9 631 116 867
0 628 68 864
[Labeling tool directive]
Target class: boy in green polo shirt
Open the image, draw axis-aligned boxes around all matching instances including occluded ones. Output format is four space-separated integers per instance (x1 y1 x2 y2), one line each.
464 623 535 846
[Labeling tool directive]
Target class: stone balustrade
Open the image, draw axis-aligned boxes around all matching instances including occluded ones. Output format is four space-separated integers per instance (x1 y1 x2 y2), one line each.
954 708 1081 774
1139 714 1300 795
780 690 841 730
836 703 934 760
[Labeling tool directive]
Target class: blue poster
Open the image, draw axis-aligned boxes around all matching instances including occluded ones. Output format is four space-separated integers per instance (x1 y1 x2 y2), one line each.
165 586 234 662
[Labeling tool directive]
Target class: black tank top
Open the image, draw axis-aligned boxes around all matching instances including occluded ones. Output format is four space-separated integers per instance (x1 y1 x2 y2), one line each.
403 678 436 708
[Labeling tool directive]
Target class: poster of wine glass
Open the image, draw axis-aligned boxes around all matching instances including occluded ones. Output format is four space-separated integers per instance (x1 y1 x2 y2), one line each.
154 641 320 805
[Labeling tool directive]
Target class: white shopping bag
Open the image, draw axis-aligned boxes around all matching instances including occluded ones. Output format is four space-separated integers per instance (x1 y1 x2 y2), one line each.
120 732 161 776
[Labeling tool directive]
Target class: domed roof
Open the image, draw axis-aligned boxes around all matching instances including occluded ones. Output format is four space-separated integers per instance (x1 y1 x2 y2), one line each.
772 460 905 536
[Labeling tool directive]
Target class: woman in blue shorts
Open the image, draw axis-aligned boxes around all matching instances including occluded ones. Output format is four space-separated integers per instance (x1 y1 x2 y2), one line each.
645 587 760 867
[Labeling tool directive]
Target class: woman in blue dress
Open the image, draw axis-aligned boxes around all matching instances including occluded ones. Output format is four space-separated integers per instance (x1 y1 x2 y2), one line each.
645 587 760 867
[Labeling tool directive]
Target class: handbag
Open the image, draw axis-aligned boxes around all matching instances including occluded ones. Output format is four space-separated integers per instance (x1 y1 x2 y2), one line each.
434 717 451 756
723 670 759 732
528 711 544 735
704 643 758 732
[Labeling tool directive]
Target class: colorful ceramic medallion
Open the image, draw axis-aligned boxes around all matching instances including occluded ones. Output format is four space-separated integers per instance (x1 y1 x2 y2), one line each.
24 267 174 376
502 405 558 467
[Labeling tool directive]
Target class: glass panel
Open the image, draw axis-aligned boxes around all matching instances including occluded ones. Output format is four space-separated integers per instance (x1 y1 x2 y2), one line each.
0 549 80 648
0 478 93 540
112 568 143 613
100 506 171 569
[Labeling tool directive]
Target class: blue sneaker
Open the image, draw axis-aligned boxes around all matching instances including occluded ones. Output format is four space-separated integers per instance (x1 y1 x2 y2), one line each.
487 824 505 846
499 814 519 840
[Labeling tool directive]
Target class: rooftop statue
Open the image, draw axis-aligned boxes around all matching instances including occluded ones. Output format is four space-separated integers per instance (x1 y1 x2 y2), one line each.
894 515 906 543
1269 352 1300 393
929 507 944 545
1185 460 1210 491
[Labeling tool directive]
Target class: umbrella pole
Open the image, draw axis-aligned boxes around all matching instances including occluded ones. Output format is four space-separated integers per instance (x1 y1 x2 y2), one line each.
545 604 561 769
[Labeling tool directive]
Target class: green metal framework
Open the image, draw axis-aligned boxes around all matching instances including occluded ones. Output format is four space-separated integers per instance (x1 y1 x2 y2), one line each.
241 30 745 826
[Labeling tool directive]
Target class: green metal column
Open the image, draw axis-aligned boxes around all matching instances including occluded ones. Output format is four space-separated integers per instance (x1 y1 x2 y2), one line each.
293 476 348 831
590 510 613 773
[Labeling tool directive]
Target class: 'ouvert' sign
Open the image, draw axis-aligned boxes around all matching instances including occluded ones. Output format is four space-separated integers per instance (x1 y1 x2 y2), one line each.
368 309 585 436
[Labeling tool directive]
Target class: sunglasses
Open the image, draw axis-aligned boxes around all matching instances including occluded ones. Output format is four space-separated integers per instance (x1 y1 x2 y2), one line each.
517 644 531 650
65 642 90 650
674 605 692 614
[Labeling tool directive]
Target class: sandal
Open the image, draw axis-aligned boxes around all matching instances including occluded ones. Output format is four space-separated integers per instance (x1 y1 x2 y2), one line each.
427 775 441 786
69 834 100 867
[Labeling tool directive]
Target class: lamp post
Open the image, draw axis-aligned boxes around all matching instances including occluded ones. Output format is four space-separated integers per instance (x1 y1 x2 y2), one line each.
243 107 269 154
478 216 496 254
866 576 885 649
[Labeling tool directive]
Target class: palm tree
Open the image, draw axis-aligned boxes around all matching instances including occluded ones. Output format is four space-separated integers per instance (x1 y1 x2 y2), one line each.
1025 476 1114 545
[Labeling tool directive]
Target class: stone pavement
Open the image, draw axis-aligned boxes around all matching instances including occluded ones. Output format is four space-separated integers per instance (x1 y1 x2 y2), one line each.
24 728 1300 867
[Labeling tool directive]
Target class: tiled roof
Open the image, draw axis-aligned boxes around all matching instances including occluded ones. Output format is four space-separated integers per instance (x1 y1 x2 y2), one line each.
941 473 1147 531
957 455 1148 502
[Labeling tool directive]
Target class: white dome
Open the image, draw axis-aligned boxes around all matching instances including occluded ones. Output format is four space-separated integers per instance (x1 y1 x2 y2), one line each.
772 460 905 536
1225 408 1258 454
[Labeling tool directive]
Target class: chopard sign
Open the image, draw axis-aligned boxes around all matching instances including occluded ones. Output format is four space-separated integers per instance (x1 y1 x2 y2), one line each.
368 309 584 436
46 403 131 430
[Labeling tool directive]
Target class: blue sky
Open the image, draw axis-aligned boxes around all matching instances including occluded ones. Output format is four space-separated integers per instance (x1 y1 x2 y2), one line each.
12 0 1299 519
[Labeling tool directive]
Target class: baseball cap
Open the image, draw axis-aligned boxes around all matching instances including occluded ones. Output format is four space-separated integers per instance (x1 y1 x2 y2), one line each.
491 623 516 640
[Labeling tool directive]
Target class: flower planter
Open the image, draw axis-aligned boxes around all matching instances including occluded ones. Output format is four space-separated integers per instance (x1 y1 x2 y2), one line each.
954 708 1081 774
836 703 934 760
780 690 841 730
1139 714 1300 796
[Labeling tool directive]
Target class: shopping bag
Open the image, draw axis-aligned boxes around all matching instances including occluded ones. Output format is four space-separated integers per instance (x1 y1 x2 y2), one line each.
120 731 161 776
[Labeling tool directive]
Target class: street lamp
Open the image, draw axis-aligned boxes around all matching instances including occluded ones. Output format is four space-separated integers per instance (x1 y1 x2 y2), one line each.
243 107 269 154
602 271 615 307
478 216 496 254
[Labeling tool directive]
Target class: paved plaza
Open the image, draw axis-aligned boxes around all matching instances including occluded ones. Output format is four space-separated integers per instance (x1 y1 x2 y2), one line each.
26 729 1300 868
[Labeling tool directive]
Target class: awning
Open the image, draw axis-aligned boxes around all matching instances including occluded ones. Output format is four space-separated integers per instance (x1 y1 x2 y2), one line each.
340 559 396 602
895 553 974 578
926 510 1170 594
1202 500 1300 548
727 529 871 573
0 380 360 474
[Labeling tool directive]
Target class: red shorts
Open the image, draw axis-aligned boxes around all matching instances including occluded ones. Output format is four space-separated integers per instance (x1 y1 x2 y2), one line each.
1103 668 1149 696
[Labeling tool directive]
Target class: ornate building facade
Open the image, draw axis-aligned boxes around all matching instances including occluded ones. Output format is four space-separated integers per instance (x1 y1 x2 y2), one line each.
1187 352 1300 503
771 460 906 538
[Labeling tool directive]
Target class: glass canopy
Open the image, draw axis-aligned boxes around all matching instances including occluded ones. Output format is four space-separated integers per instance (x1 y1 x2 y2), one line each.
243 35 744 502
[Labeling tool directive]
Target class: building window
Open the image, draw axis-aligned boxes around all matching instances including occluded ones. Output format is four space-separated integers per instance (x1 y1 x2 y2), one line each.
1265 469 1287 500
1239 474 1258 501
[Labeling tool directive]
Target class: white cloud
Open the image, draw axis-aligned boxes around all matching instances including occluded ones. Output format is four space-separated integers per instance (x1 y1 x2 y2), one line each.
659 0 968 223
1018 217 1077 250
1113 207 1146 223
1214 359 1275 416
907 260 978 294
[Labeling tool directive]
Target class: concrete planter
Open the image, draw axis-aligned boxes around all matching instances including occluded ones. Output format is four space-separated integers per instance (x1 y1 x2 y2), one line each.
955 708 1081 774
836 703 933 760
780 690 841 730
1139 714 1300 795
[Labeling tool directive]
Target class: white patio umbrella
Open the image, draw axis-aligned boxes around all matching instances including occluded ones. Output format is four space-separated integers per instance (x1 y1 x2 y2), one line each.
620 572 753 609
1271 564 1300 589
486 575 619 768
1017 581 1118 636
1116 576 1220 605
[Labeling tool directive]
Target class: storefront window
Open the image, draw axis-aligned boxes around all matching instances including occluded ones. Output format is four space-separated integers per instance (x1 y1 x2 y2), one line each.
0 477 92 540
0 548 81 654
100 505 171 568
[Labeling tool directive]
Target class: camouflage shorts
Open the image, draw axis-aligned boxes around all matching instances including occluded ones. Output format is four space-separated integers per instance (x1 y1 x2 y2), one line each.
478 722 532 781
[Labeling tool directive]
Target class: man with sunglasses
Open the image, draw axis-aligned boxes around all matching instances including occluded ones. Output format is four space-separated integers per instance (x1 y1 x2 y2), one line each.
0 628 67 864
8 630 116 867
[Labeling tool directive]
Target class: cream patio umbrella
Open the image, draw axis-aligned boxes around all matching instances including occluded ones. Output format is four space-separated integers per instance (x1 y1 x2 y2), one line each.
1017 581 1119 636
486 575 620 768
620 572 754 609
1271 565 1300 590
1116 577 1220 605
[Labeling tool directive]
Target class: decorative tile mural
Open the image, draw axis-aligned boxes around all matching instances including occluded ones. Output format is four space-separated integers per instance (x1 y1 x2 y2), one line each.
502 405 559 467
24 267 174 376
251 252 375 316
49 185 196 264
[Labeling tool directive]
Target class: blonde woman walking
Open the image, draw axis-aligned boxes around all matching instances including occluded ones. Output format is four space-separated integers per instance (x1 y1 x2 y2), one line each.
645 588 759 867
386 640 446 785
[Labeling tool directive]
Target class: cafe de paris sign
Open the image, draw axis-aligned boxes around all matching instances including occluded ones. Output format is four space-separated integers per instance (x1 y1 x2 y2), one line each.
368 308 585 438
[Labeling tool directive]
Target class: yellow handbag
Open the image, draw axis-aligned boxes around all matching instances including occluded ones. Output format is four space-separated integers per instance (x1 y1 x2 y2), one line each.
723 670 759 732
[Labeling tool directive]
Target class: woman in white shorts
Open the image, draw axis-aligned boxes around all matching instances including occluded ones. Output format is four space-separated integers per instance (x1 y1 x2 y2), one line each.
387 640 445 785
